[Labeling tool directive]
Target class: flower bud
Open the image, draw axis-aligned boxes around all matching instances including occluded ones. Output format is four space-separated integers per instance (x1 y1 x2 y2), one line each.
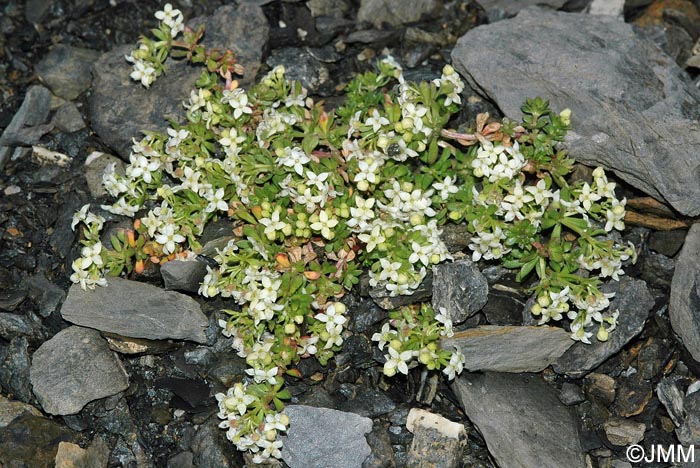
282 223 293 236
383 364 397 377
389 339 402 351
377 135 389 149
333 302 346 314
357 180 370 191
596 326 609 342
559 108 572 126
537 295 551 308
443 64 455 75
530 303 542 315
284 323 296 334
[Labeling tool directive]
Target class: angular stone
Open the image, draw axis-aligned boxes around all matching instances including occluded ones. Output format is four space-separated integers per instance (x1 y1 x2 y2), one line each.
89 3 268 159
0 395 41 428
406 409 466 468
677 390 700 446
442 325 573 372
431 259 488 324
0 313 38 340
452 8 700 216
55 437 110 468
60 277 209 343
476 0 567 21
30 326 129 415
35 45 100 100
281 405 373 468
52 102 86 133
0 86 51 170
670 224 700 362
0 337 33 403
22 272 65 318
369 272 432 310
266 48 329 91
160 259 209 293
0 414 76 468
588 0 625 17
559 382 585 406
357 0 441 28
553 278 654 377
584 373 616 405
453 372 586 468
604 418 646 446
657 377 684 427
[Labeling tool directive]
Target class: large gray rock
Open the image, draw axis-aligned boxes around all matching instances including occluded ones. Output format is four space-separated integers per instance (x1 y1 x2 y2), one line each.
357 0 441 28
552 277 654 377
452 372 586 468
160 259 208 293
452 8 700 216
89 3 269 160
670 224 700 362
406 408 466 468
34 45 100 100
0 395 41 429
30 326 129 415
60 277 209 344
281 405 373 468
431 259 488 324
442 325 573 372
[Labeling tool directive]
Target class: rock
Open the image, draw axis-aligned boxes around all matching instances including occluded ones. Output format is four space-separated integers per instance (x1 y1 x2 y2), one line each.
670 224 700 362
103 333 177 355
356 0 440 27
0 337 33 403
168 451 194 468
583 373 616 405
452 8 700 216
89 3 269 159
452 372 586 468
614 373 653 417
603 418 646 446
476 0 567 21
657 377 684 426
677 389 700 446
156 377 211 412
553 278 654 376
362 421 396 468
307 0 350 17
84 151 126 198
641 252 675 290
648 229 686 257
0 313 40 340
0 414 76 468
266 48 329 91
190 420 237 468
559 382 586 406
441 325 573 373
34 45 99 100
0 288 27 312
52 102 86 133
431 259 488 324
369 272 432 310
0 86 51 170
184 347 215 367
0 395 41 428
160 259 209 293
481 286 526 325
55 437 110 468
588 0 625 17
30 326 129 415
405 409 466 468
338 388 396 418
22 273 65 318
60 277 209 344
281 405 373 468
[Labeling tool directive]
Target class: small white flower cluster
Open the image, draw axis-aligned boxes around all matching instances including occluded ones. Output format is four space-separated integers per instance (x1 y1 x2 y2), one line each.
371 306 465 380
70 205 107 290
432 64 464 106
471 141 526 183
125 4 184 88
215 382 289 463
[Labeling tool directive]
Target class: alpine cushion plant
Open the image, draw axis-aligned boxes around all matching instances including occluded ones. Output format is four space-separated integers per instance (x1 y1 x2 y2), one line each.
68 4 636 463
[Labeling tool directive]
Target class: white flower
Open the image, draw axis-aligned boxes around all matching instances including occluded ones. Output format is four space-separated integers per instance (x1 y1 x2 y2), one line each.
358 224 385 252
222 88 252 119
604 198 626 232
155 223 185 255
155 3 184 37
365 109 389 133
432 176 459 200
347 197 375 229
126 153 160 184
277 147 310 175
442 350 465 380
371 323 396 351
246 366 279 385
526 179 553 205
205 188 229 213
80 243 104 269
305 170 330 190
435 307 454 337
578 183 601 211
260 208 287 238
384 346 413 376
130 60 156 88
314 303 347 326
310 210 338 239
216 383 255 416
71 204 90 230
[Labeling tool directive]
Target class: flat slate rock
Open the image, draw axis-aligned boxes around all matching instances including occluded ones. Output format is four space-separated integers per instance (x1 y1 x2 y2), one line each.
60 277 209 344
670 223 700 362
452 7 700 216
431 259 488 324
452 372 586 468
34 45 99 100
356 0 440 28
30 326 129 415
160 259 208 293
89 3 269 159
442 325 573 372
281 405 373 468
552 277 654 376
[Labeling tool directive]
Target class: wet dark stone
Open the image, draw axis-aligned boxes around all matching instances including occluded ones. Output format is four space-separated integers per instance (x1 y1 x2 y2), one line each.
640 252 675 290
0 414 76 468
431 259 488 324
583 373 616 406
52 102 86 133
559 382 585 406
481 287 526 325
156 377 212 412
648 229 687 257
190 418 240 468
0 289 27 312
614 373 653 418
22 273 65 318
338 388 396 418
0 313 43 341
267 47 329 91
369 272 432 310
637 339 672 380
677 390 700 446
363 421 397 468
0 337 33 403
